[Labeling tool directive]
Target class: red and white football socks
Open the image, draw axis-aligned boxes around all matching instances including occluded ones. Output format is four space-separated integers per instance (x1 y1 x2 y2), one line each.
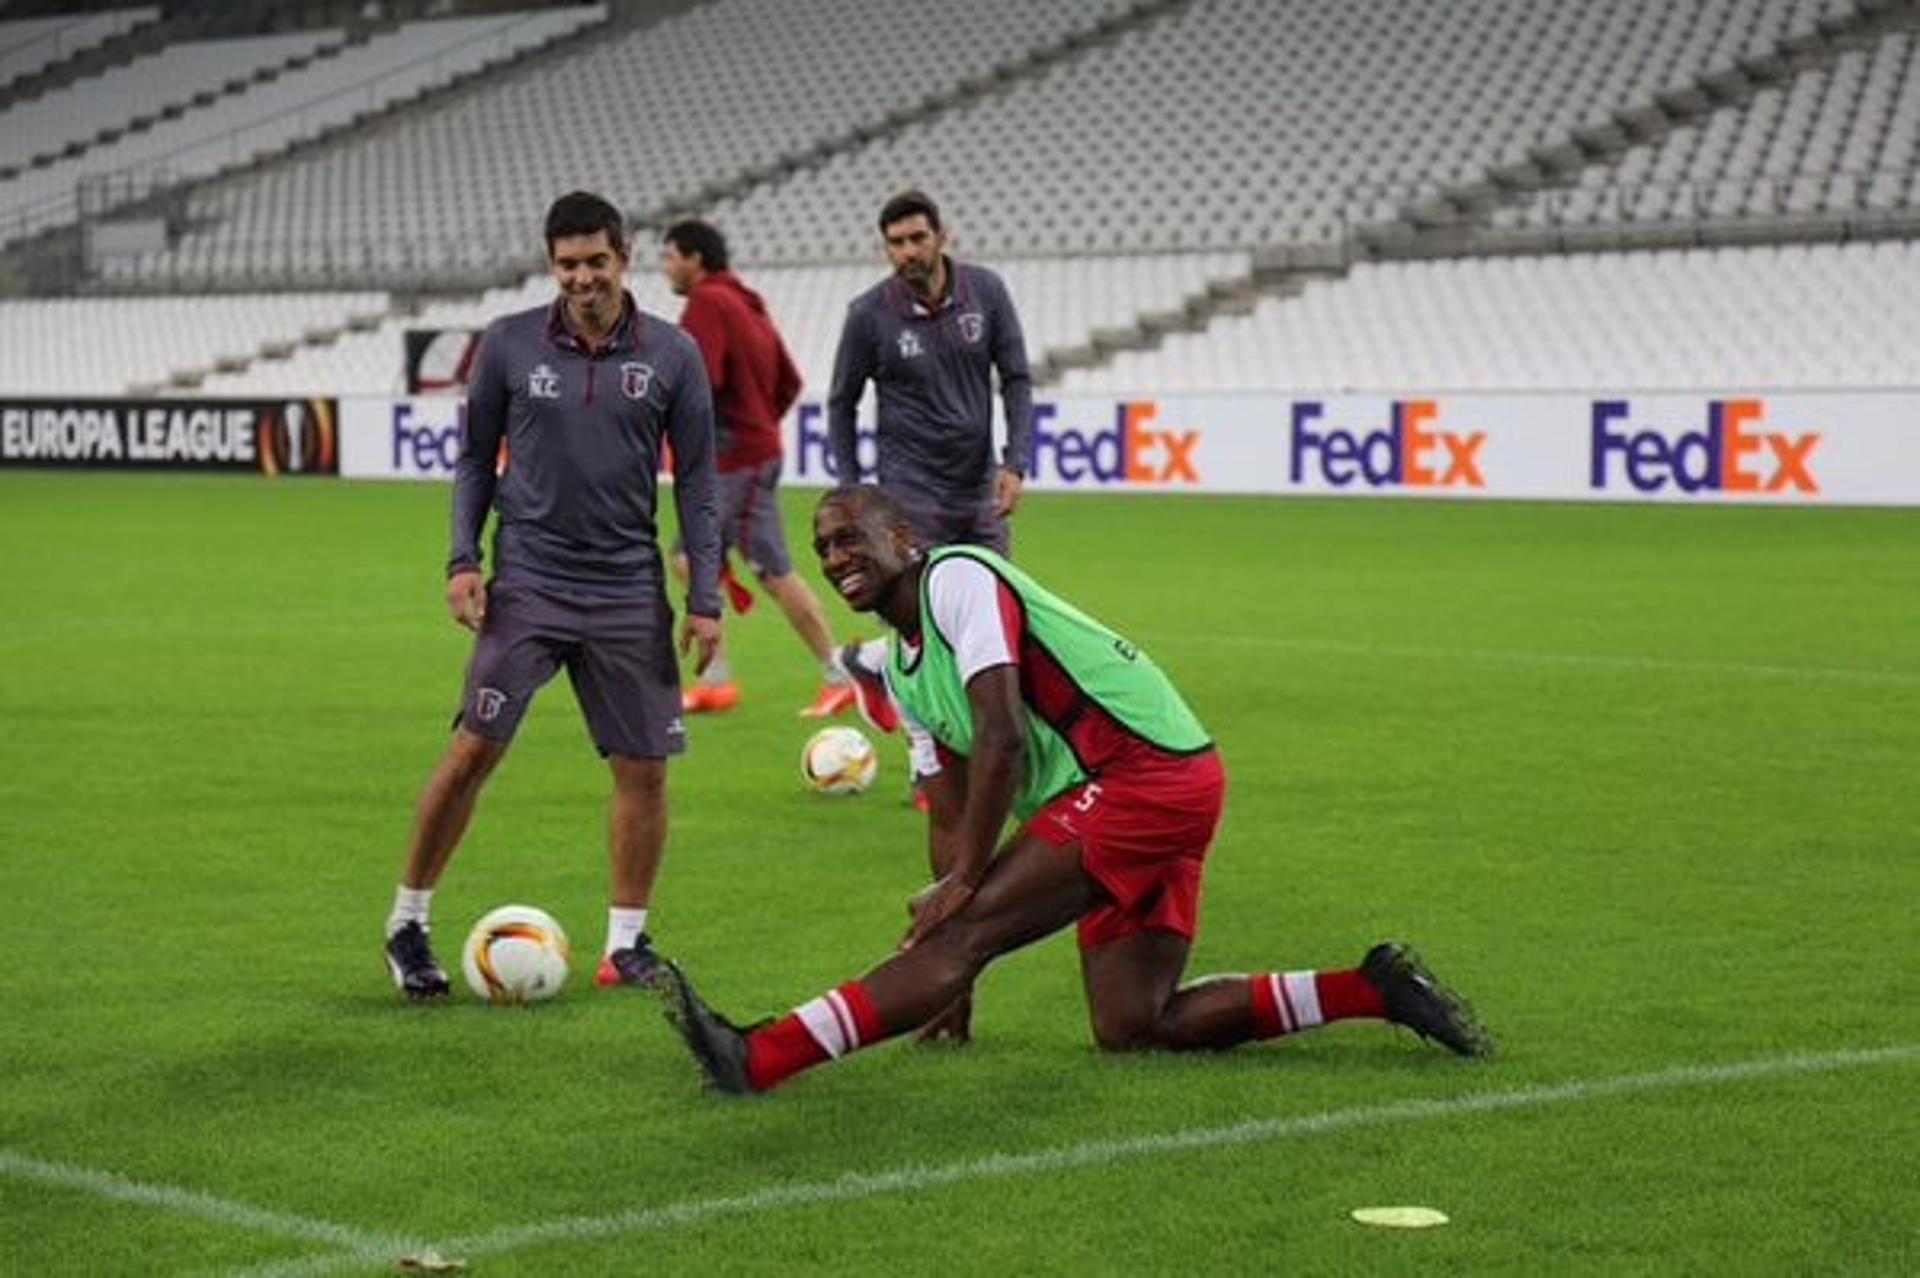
745 980 886 1091
1248 969 1385 1039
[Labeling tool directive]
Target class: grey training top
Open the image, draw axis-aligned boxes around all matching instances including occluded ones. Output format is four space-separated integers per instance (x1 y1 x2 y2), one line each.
826 259 1033 508
450 295 722 616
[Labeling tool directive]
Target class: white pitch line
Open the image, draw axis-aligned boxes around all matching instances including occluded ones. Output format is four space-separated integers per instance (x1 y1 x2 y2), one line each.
221 1041 1920 1278
1131 631 1920 686
0 1148 421 1259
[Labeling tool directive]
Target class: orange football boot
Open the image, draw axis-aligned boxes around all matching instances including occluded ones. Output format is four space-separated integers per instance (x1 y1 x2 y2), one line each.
682 682 741 713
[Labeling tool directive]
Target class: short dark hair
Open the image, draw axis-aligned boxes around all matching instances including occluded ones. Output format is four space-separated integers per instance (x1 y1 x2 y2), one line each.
878 189 941 234
662 219 729 272
818 484 915 538
544 190 628 258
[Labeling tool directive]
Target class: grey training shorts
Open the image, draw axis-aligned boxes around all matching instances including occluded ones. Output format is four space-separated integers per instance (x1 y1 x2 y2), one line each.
455 579 686 759
672 457 795 579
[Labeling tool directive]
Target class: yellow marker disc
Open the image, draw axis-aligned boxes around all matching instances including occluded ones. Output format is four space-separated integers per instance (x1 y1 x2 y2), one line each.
1350 1206 1450 1229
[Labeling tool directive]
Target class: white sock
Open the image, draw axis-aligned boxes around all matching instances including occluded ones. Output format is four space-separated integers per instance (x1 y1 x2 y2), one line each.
702 654 731 685
796 990 869 1059
823 657 847 685
606 906 649 955
858 637 889 669
387 886 433 937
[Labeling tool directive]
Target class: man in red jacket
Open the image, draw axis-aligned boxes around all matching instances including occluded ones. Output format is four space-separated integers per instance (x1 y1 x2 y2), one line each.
662 219 853 717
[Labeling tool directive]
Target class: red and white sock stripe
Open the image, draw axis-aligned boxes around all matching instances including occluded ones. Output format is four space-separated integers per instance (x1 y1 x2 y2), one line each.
796 988 867 1059
1261 971 1325 1034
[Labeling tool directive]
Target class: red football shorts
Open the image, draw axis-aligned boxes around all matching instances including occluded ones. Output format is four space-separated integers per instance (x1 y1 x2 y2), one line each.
1026 747 1226 949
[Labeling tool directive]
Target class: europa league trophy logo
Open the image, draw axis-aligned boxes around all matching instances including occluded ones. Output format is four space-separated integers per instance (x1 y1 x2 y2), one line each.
258 400 335 476
282 402 307 472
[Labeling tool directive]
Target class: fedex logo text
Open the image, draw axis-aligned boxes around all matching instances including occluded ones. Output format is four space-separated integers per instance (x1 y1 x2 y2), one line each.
392 402 463 475
793 403 876 480
1290 400 1485 489
791 400 1200 487
1590 400 1820 495
1030 401 1199 485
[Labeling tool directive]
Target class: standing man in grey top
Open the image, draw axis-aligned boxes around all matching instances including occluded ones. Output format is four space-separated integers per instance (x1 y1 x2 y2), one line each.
827 189 1034 556
382 190 723 1001
827 190 1035 741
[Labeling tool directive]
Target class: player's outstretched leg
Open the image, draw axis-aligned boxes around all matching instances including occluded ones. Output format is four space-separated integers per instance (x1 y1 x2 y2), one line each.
658 958 891 1096
386 730 505 1001
1360 941 1493 1057
659 833 1095 1094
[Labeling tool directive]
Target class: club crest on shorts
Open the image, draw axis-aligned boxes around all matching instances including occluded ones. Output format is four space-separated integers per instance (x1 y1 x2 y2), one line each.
475 687 509 722
620 362 653 399
958 312 985 344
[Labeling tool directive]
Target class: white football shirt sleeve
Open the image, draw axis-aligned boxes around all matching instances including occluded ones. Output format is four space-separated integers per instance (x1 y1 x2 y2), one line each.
893 691 944 779
925 556 1017 684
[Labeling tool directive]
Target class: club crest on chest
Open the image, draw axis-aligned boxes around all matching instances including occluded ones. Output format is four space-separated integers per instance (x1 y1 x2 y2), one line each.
621 362 653 399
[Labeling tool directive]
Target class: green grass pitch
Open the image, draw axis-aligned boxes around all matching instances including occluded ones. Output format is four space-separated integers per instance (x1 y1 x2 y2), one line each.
2 471 1916 1276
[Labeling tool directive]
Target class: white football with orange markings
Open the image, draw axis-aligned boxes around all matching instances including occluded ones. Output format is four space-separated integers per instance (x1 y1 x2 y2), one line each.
461 904 570 1004
800 726 878 796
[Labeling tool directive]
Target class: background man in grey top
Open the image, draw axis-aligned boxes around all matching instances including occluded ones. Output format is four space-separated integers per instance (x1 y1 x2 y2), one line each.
827 190 1035 741
382 190 723 1000
827 189 1034 555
